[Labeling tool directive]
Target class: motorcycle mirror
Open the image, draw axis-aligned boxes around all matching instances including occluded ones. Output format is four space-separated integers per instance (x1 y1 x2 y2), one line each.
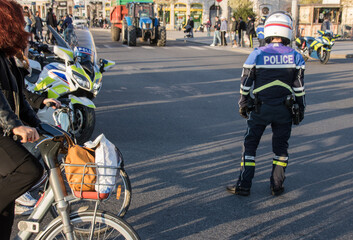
99 58 115 73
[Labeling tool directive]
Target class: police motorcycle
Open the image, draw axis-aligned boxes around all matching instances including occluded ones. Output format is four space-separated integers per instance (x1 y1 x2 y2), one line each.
26 26 115 144
295 30 340 64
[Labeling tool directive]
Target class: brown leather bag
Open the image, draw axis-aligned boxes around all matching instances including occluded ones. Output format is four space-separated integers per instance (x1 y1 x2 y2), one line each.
64 134 96 191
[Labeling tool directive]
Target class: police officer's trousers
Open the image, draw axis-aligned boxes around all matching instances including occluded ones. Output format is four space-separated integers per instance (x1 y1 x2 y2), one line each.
236 103 292 189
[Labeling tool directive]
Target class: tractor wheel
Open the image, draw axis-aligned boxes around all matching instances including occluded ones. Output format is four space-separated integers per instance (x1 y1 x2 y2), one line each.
157 26 166 47
122 22 127 44
127 26 137 46
111 26 121 41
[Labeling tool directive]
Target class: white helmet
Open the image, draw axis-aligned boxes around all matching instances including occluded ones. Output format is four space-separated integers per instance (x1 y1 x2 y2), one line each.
264 11 293 43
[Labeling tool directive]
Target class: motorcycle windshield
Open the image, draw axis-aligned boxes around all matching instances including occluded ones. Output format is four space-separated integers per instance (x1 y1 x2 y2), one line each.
74 29 97 65
48 25 71 49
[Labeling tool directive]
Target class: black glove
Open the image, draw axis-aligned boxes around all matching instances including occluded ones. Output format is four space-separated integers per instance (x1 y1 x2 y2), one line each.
299 108 305 123
239 107 249 119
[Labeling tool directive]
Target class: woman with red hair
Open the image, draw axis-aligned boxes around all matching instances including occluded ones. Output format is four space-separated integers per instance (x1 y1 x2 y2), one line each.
0 0 43 238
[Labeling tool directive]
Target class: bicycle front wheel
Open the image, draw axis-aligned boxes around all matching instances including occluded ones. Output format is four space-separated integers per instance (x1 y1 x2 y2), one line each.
39 211 140 240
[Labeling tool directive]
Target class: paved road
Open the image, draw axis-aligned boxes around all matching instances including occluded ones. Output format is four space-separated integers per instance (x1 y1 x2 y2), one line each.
12 29 353 239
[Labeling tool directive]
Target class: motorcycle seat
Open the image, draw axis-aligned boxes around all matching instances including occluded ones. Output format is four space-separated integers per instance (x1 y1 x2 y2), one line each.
26 68 41 84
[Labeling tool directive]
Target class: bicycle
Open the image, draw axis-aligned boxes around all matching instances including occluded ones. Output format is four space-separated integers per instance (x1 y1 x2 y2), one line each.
14 123 140 240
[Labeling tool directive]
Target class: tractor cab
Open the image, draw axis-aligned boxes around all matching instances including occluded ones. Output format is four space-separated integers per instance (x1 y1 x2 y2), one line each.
127 2 155 30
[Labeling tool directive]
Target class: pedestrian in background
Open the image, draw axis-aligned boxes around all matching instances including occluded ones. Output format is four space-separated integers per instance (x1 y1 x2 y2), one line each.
46 8 57 43
206 19 211 37
35 11 43 41
63 14 74 44
186 15 194 38
23 6 31 32
238 17 246 47
210 16 221 47
321 16 332 32
29 9 36 41
226 11 305 197
246 15 255 48
230 16 238 48
256 16 266 47
220 16 227 46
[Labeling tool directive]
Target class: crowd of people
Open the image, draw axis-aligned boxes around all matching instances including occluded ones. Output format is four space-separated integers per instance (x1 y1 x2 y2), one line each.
208 15 265 48
23 6 74 44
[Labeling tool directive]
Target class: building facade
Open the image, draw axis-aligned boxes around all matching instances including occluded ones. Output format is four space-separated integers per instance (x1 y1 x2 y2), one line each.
156 0 230 30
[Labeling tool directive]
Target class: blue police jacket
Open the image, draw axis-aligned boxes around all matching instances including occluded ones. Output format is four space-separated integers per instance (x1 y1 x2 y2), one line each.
256 24 264 39
239 43 306 108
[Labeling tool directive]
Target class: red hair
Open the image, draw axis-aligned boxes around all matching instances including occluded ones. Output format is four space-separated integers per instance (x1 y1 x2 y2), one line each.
0 0 30 56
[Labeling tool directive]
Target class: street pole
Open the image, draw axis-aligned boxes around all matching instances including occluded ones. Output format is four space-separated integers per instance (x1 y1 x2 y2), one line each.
291 0 298 38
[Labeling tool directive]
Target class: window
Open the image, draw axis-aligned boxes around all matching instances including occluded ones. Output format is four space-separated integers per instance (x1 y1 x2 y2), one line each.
174 3 186 9
313 7 341 24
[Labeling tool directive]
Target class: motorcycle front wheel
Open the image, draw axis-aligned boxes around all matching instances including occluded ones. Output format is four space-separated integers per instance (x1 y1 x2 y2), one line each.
71 104 95 144
318 47 330 64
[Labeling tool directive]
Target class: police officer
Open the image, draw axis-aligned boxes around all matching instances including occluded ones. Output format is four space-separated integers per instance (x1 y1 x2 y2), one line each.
256 16 266 47
226 11 306 196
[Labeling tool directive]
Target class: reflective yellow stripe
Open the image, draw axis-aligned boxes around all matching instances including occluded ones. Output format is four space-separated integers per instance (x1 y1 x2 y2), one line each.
70 98 96 108
241 162 256 167
51 85 69 95
59 47 74 60
296 38 301 44
273 161 287 167
48 89 59 98
95 72 102 83
310 40 317 47
240 89 250 95
295 92 305 97
34 77 55 91
253 80 292 94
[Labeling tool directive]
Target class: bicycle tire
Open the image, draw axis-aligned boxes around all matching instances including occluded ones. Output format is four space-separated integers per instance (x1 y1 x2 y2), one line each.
50 168 132 218
38 211 140 240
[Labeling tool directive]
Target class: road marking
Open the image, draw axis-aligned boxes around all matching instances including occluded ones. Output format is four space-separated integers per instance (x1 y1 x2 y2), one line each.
104 44 112 48
141 46 155 49
188 46 206 50
121 45 132 49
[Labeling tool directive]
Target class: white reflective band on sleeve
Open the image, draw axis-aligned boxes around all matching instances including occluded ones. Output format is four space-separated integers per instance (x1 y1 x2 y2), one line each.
292 87 305 91
243 64 255 68
244 156 255 160
256 64 297 69
241 84 251 91
274 156 288 161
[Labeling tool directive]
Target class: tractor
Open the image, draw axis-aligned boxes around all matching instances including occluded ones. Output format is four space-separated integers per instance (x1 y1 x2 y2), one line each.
111 1 166 46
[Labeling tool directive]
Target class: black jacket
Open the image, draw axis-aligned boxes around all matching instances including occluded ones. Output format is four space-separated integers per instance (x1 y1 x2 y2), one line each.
246 19 256 36
238 20 246 31
0 52 41 135
187 19 194 28
46 12 57 28
214 20 221 31
35 16 43 31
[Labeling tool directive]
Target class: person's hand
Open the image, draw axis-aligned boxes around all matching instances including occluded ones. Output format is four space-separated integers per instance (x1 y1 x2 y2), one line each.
43 98 61 109
239 107 249 119
12 126 39 143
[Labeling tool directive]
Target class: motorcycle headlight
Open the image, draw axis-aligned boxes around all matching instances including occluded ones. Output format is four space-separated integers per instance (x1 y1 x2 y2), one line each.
73 71 90 89
92 82 102 96
322 38 329 44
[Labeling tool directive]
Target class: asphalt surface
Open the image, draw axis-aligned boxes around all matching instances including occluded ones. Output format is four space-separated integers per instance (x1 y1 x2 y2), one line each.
12 29 353 240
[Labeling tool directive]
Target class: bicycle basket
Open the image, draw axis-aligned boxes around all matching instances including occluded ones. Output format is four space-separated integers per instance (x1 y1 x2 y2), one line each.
63 162 119 200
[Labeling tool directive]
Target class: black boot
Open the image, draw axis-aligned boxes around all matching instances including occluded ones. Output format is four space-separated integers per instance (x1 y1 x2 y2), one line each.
271 185 284 196
226 185 250 196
